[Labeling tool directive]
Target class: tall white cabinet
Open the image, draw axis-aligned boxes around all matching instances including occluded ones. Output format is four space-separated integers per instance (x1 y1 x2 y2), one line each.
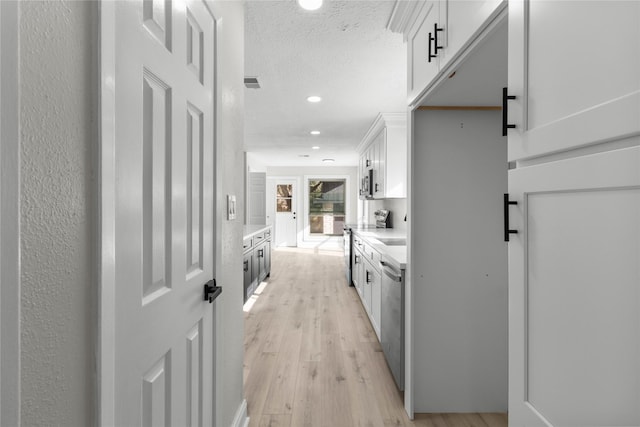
507 2 640 425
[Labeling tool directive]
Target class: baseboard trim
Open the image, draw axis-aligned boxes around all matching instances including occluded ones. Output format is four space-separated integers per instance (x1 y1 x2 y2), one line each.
231 399 249 427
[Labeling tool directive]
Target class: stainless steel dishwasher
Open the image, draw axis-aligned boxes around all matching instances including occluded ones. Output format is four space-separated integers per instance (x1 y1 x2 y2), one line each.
380 260 405 391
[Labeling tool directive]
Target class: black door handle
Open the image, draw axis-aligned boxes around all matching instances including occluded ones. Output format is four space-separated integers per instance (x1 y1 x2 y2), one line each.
504 193 518 242
502 87 516 136
203 279 222 303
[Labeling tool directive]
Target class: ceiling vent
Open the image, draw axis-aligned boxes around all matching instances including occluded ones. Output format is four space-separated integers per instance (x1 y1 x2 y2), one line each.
244 77 260 89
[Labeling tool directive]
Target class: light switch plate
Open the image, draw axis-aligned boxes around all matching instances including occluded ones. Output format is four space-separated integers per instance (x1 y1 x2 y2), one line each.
227 195 236 220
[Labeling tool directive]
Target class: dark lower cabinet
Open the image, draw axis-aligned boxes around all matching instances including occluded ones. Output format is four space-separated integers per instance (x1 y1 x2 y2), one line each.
243 252 253 303
242 228 272 303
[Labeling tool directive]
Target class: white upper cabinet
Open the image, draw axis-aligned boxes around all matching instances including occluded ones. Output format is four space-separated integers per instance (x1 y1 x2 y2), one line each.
441 0 505 67
507 0 640 161
407 1 441 103
357 113 407 199
400 0 506 104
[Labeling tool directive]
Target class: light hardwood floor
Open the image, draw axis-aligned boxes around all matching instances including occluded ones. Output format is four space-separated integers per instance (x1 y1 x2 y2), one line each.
244 247 508 427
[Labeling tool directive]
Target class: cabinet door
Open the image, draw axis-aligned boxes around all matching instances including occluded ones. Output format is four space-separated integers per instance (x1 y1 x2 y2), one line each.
363 265 373 316
408 1 440 103
508 146 640 426
370 268 382 340
373 129 386 198
243 253 252 302
264 240 271 277
508 1 640 161
251 249 259 287
353 248 364 298
257 244 267 283
439 0 505 69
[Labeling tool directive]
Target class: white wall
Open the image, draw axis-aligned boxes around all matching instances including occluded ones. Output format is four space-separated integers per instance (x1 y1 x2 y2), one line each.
17 2 246 426
210 2 247 424
20 2 98 425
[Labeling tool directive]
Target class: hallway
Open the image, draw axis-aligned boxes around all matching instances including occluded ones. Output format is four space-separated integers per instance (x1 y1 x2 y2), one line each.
243 248 508 427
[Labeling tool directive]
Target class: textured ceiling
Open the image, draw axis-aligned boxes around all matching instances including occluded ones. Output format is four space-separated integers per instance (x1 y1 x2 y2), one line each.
244 1 406 167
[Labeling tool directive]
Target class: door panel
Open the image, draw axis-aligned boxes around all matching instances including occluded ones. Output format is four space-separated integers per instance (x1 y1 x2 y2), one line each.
408 1 439 103
508 0 640 161
113 1 216 425
508 146 640 426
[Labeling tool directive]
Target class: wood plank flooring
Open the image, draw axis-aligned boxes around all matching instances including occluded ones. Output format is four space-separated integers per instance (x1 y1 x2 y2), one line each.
244 247 508 427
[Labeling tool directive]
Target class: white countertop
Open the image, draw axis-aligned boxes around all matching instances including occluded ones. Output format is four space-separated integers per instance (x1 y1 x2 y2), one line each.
352 228 407 269
243 224 272 239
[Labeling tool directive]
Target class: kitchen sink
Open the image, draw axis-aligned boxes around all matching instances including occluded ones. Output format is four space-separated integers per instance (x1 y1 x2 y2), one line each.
375 238 406 246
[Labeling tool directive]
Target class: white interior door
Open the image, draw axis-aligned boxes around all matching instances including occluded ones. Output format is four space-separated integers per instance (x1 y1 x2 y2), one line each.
110 1 217 425
275 179 297 247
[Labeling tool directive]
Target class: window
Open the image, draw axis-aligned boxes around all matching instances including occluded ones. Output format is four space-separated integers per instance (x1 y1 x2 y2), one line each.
308 179 346 235
276 184 293 212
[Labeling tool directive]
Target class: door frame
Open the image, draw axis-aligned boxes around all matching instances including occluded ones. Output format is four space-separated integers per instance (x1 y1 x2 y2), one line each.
98 2 117 424
302 174 351 243
0 2 21 425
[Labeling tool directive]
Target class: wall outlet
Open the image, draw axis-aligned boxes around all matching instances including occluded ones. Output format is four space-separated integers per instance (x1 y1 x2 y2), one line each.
227 195 237 220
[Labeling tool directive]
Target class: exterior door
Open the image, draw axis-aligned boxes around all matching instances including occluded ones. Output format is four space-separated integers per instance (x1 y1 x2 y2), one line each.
275 180 297 247
109 1 217 425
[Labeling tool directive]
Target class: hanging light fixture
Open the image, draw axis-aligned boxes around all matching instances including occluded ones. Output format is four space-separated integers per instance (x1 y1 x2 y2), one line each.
298 0 323 11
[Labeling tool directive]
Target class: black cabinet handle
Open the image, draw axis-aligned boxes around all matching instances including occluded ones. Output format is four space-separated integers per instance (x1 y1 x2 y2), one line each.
428 32 435 62
428 23 444 63
243 260 249 272
375 183 379 192
504 193 518 242
366 270 372 283
258 249 264 258
203 279 222 303
502 87 516 136
434 23 444 54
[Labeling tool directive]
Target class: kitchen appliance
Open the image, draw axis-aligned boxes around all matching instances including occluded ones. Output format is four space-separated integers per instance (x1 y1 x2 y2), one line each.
359 169 374 199
380 260 405 390
374 209 391 228
343 227 353 286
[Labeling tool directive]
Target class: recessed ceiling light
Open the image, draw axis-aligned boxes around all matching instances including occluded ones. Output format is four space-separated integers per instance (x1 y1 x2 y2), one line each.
322 158 335 163
310 130 321 135
312 146 320 150
306 95 322 103
298 0 323 11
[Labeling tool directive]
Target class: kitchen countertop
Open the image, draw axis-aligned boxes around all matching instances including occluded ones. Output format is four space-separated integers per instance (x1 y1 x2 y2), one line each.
243 224 272 239
351 228 407 269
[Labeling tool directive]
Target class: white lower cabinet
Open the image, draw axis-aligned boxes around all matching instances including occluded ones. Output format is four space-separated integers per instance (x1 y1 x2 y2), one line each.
353 234 382 341
508 146 640 427
369 265 381 340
